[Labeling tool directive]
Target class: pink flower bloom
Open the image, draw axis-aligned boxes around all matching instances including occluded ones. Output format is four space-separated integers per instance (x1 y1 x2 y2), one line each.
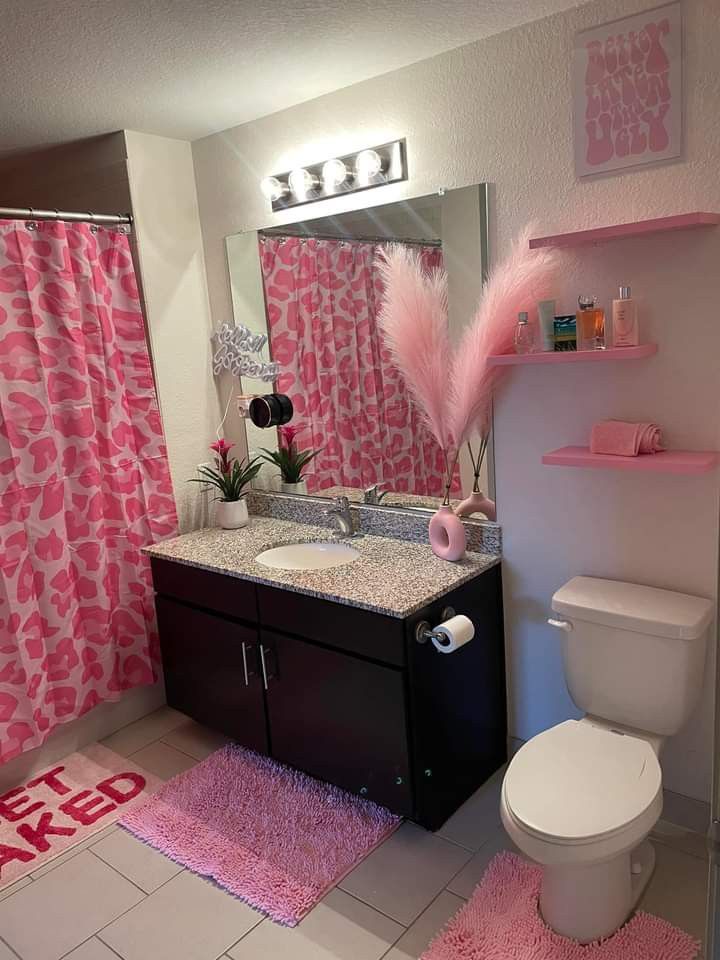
210 438 234 474
210 439 233 456
280 425 298 448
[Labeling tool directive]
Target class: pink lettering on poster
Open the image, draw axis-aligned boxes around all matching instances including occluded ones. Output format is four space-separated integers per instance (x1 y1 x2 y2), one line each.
573 4 682 176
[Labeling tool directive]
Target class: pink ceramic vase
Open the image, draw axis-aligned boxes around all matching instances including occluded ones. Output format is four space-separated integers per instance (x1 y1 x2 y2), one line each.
454 491 497 521
429 505 467 561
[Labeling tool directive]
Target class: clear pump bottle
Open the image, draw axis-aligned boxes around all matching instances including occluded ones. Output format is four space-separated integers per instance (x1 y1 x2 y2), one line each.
513 311 536 354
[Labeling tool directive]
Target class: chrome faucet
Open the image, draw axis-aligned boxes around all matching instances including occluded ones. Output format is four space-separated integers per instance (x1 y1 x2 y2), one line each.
325 496 359 538
363 484 389 505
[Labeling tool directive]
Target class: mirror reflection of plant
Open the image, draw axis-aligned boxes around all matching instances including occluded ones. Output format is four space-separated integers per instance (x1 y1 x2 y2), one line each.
260 426 320 484
188 438 262 501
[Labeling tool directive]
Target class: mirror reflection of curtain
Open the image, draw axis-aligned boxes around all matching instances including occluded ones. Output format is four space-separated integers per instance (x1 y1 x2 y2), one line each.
259 236 459 497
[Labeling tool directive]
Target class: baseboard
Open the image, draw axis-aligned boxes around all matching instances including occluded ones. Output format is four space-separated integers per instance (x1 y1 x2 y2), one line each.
661 787 711 835
0 683 166 793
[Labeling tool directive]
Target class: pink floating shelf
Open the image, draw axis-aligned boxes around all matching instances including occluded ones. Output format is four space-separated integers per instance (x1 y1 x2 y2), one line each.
529 212 720 249
488 343 658 366
543 446 720 475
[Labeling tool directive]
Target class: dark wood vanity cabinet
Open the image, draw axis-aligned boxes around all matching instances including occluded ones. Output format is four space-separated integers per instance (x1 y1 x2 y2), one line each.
261 628 413 813
152 557 506 830
155 598 269 755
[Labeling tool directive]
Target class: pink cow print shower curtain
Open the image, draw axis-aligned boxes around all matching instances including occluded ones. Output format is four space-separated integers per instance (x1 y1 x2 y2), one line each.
260 236 458 497
0 219 178 764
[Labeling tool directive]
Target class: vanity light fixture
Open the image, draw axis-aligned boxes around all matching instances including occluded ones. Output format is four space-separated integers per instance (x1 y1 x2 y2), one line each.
260 139 407 211
287 167 320 198
354 148 384 184
260 176 289 203
321 158 350 189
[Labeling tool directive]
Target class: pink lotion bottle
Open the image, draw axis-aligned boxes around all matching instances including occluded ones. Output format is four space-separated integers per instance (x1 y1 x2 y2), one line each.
612 286 639 347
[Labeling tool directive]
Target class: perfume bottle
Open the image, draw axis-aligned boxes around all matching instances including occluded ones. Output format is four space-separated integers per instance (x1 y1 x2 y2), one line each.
578 295 606 350
513 312 536 354
612 286 639 346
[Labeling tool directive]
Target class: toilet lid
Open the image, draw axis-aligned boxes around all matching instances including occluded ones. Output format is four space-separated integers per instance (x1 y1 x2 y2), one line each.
504 720 662 843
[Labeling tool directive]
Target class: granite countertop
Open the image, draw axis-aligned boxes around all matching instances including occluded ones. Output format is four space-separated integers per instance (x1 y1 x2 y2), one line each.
144 515 500 619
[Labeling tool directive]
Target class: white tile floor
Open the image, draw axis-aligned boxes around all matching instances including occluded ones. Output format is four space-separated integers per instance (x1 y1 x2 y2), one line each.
0 707 709 960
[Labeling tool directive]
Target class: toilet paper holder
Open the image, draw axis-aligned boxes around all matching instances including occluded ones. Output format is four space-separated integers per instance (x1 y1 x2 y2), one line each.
415 607 456 647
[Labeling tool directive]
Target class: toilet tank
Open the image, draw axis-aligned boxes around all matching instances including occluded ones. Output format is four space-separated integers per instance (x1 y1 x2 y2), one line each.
551 577 714 736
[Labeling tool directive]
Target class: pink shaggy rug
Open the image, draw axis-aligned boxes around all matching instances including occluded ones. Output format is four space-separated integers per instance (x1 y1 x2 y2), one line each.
422 852 700 960
120 744 401 925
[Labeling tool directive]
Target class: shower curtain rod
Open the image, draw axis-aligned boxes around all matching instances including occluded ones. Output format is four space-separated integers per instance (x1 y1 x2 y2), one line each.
0 206 133 226
259 230 441 247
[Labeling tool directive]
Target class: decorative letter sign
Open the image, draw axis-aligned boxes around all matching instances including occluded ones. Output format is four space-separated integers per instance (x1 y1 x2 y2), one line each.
573 3 682 176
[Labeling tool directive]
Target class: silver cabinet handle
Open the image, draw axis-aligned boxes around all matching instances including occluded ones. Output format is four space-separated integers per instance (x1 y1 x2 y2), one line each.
547 618 573 632
241 642 249 687
259 644 269 690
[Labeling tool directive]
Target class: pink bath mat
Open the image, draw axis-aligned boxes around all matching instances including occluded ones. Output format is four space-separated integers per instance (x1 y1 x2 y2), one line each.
121 744 401 925
422 852 700 960
0 743 162 890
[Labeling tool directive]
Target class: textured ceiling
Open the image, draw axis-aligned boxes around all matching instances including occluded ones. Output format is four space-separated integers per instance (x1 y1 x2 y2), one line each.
2 0 590 153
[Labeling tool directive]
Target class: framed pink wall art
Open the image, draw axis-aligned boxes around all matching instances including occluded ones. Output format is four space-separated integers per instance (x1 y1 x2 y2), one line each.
573 2 682 177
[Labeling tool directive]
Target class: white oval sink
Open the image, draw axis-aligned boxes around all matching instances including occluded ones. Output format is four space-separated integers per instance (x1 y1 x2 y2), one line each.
255 541 360 571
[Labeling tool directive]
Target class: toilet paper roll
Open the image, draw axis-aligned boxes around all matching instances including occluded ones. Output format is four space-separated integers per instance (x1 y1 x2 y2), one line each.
431 614 475 654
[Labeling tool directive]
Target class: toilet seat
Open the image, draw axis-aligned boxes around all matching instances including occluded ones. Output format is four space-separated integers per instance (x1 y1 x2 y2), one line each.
503 719 662 846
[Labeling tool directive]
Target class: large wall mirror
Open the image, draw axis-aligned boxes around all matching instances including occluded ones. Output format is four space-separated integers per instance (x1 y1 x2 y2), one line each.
225 183 495 517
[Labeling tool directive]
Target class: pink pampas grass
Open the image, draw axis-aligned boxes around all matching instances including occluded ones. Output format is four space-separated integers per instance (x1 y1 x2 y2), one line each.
376 245 453 453
449 224 558 449
376 226 558 509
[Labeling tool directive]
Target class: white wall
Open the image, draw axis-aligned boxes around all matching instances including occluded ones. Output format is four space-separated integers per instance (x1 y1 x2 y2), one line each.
192 0 720 802
125 131 221 532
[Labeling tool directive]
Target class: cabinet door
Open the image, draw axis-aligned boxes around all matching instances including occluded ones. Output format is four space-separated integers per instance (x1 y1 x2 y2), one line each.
262 629 412 815
156 597 268 755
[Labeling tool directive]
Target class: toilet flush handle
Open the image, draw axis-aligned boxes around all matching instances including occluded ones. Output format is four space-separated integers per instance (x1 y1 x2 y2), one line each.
547 618 573 632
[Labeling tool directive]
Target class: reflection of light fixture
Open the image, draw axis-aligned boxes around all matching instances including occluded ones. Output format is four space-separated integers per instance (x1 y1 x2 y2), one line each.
260 176 288 202
355 149 384 183
288 168 320 196
322 158 350 189
259 140 406 211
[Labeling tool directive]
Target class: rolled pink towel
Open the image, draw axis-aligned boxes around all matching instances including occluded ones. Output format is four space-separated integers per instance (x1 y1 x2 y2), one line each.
590 420 665 457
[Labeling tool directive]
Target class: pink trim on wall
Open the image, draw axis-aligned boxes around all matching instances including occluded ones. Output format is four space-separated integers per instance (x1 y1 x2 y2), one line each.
489 344 658 366
529 213 720 249
542 446 719 475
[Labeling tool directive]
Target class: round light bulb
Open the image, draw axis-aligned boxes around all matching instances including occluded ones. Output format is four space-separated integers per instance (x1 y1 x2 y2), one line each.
260 176 288 202
354 149 384 182
322 158 349 189
288 168 319 196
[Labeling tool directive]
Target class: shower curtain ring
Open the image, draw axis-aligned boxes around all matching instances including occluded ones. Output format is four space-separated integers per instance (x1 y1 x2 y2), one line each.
27 207 37 230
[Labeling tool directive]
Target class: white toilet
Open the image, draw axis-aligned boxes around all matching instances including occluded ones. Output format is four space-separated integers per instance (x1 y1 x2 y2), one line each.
501 576 713 944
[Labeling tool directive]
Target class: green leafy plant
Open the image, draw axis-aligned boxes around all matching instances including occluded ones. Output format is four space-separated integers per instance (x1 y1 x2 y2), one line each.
260 425 319 484
188 439 262 501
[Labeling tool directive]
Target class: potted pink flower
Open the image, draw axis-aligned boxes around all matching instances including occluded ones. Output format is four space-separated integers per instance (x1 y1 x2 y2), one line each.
188 439 262 529
259 425 319 495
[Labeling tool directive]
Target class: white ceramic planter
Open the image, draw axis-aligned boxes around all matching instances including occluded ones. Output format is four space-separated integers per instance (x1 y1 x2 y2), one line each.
280 480 308 495
216 498 249 529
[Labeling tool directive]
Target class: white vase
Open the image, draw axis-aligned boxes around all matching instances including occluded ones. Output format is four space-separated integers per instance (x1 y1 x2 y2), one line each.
280 480 308 495
216 498 249 529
